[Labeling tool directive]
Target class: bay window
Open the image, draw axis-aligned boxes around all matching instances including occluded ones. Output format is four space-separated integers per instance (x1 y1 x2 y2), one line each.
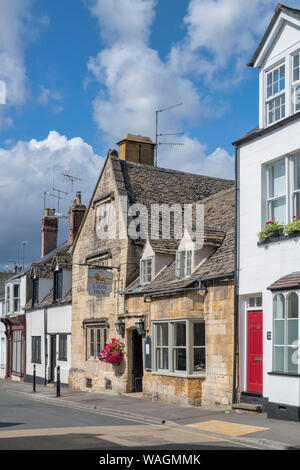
153 320 206 375
13 284 20 312
273 292 299 374
155 323 168 370
266 64 285 125
5 286 10 314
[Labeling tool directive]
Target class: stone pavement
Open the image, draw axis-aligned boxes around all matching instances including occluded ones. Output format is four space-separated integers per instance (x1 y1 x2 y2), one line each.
1 379 300 450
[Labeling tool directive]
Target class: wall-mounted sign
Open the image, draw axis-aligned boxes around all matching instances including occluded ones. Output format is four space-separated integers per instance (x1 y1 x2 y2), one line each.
87 268 113 298
144 336 152 371
267 331 272 341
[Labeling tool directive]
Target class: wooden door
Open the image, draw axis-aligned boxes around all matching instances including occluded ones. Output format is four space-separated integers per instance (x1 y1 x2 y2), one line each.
247 310 263 393
132 330 143 392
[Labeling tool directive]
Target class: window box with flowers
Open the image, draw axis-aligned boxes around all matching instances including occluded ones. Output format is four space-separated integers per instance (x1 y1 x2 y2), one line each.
258 221 284 243
98 338 125 365
284 217 300 238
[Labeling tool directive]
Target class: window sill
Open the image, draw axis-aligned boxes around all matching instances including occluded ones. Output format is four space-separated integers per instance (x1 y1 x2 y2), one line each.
151 371 206 379
268 371 300 377
258 231 300 246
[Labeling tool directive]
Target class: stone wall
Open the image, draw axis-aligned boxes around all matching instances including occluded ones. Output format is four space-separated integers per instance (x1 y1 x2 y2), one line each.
69 156 135 393
125 279 234 408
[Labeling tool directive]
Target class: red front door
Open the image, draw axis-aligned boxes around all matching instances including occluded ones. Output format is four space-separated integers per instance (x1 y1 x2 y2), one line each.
247 310 263 393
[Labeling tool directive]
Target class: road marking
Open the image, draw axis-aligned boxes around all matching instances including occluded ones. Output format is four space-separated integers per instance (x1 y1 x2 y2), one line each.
186 420 269 437
0 424 222 445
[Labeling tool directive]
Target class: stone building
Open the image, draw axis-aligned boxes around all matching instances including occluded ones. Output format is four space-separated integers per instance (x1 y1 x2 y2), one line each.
69 134 235 408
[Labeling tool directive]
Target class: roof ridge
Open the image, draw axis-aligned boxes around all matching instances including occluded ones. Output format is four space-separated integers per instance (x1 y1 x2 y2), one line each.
115 157 234 183
197 186 235 204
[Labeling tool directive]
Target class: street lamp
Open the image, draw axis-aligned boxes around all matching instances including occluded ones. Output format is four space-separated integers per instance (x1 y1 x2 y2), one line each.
135 318 145 335
115 319 125 337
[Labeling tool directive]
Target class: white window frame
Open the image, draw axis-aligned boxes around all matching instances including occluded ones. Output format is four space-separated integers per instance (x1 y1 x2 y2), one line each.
265 62 286 126
272 291 300 375
5 285 10 314
95 200 111 233
291 50 300 115
246 296 262 309
13 284 20 313
140 256 154 285
176 249 194 279
152 319 206 377
86 325 108 360
264 154 300 226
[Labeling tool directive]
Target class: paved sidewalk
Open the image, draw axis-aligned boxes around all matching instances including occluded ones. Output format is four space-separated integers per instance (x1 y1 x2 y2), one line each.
1 379 300 450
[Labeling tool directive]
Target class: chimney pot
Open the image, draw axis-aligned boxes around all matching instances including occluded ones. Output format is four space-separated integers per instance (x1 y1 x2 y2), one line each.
116 134 155 166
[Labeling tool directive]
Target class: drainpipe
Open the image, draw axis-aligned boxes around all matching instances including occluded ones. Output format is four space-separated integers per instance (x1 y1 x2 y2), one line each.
44 308 47 386
233 144 240 405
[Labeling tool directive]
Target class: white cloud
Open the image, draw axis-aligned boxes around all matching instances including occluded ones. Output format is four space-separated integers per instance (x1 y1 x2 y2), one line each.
0 131 103 268
160 135 234 180
85 0 156 44
169 0 300 86
86 0 233 178
38 85 64 113
0 0 32 106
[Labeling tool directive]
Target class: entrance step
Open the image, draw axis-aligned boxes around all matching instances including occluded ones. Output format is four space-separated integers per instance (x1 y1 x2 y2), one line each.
240 393 268 412
232 403 262 413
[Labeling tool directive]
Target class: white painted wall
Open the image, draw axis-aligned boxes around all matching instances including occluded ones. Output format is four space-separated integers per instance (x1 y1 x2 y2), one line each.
26 304 72 385
238 118 300 406
0 299 5 378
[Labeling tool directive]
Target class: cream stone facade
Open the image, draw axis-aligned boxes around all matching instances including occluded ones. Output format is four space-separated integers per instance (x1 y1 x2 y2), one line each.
69 134 235 409
125 279 234 408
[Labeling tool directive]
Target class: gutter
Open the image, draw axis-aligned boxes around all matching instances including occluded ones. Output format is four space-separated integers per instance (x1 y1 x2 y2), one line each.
122 272 234 298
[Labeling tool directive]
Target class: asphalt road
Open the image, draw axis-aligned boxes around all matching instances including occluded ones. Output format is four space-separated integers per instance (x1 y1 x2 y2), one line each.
0 391 263 450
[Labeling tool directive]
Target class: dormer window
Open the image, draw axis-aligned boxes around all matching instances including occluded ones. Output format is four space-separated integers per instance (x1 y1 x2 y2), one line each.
6 286 10 314
266 64 285 125
53 269 63 302
13 285 20 312
176 250 193 279
32 278 39 307
140 257 153 284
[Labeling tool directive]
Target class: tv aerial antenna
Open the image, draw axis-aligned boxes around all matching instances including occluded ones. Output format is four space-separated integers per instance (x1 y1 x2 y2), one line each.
43 188 68 213
155 102 184 166
62 173 82 195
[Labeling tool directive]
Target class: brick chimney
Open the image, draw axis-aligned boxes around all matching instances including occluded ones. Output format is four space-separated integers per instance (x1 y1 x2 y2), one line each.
68 191 86 246
41 208 58 257
116 134 155 166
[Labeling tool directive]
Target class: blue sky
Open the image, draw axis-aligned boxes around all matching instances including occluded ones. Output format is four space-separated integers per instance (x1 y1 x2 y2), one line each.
0 0 298 269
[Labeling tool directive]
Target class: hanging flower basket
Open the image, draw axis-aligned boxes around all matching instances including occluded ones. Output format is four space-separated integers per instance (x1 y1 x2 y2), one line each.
98 338 125 365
